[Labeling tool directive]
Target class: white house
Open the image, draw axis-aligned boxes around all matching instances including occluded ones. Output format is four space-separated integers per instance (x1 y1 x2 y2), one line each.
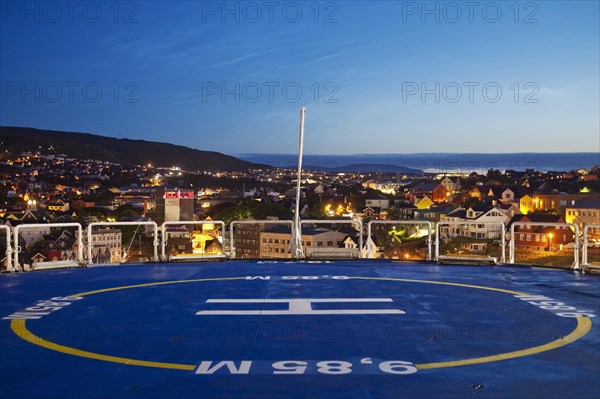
441 199 519 240
365 197 390 210
440 177 461 192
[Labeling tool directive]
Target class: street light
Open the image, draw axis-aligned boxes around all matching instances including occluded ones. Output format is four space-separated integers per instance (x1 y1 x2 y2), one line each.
547 233 553 251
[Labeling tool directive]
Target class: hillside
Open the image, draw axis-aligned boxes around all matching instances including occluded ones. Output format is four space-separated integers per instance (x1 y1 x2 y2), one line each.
0 126 266 172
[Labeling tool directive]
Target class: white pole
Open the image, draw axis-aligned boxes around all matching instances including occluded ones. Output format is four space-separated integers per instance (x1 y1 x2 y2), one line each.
292 107 306 258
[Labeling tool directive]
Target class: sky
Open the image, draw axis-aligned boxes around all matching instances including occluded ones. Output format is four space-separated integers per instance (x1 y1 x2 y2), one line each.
1 1 599 155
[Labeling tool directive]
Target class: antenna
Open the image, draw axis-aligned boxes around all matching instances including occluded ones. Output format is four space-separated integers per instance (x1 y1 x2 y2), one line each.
291 107 306 258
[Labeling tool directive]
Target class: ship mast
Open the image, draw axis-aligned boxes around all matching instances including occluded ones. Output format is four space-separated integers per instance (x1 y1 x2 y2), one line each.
291 107 306 258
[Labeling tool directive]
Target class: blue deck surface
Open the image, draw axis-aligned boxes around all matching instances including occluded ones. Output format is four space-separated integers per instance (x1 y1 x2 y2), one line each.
1 261 599 399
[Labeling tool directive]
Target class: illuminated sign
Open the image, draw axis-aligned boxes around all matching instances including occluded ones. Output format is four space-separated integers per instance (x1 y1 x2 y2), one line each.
163 190 194 199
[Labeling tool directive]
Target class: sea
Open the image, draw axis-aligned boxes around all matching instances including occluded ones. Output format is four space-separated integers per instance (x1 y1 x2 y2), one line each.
236 153 600 175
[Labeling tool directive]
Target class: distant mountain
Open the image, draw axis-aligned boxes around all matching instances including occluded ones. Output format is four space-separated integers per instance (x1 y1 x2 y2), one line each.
308 163 423 174
239 153 600 174
0 126 266 172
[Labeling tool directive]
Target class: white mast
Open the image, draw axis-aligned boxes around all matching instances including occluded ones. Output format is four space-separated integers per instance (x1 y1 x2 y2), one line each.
291 107 306 258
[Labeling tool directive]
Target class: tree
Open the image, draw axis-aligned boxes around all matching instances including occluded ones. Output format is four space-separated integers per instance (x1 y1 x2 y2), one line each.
463 197 479 209
486 169 502 181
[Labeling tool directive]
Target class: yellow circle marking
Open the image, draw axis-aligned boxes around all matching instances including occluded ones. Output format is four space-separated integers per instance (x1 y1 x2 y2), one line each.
11 319 195 371
9 276 593 372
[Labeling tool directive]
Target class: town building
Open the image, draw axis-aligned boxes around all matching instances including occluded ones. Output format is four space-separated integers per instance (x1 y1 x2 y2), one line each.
565 198 600 239
259 226 349 258
85 228 122 263
508 214 573 250
153 188 195 224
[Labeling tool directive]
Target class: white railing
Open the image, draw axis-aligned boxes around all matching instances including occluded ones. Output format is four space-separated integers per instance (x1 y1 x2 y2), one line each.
230 220 294 259
5 220 600 271
436 221 506 264
582 223 600 267
14 223 84 271
299 219 363 259
367 220 433 260
509 222 579 270
161 221 225 261
1 225 13 272
87 221 159 265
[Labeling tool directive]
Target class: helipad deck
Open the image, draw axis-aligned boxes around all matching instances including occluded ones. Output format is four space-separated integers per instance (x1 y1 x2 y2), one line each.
1 261 599 399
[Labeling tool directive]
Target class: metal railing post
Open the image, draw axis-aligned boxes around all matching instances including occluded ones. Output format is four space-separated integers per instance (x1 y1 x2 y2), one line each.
13 225 20 270
358 220 363 258
426 221 433 261
76 224 84 264
510 223 515 264
161 223 167 261
87 224 93 263
500 222 506 264
366 221 373 259
582 225 588 266
1 226 12 272
153 223 159 262
573 225 580 270
435 222 440 261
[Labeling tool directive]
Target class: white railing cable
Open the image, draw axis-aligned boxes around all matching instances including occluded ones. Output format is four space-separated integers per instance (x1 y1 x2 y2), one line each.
7 220 598 271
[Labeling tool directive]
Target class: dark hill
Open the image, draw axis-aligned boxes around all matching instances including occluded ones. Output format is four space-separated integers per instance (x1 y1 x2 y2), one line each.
0 126 266 172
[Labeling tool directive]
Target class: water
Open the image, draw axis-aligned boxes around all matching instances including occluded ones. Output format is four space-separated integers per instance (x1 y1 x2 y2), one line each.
237 153 599 174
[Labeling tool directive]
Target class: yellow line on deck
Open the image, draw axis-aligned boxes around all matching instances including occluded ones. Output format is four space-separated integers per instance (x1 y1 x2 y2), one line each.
417 317 592 369
11 319 196 371
70 276 247 297
8 276 593 372
350 276 528 296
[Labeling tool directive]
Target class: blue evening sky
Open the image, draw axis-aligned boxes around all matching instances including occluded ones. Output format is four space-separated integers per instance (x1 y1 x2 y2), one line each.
1 1 598 155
